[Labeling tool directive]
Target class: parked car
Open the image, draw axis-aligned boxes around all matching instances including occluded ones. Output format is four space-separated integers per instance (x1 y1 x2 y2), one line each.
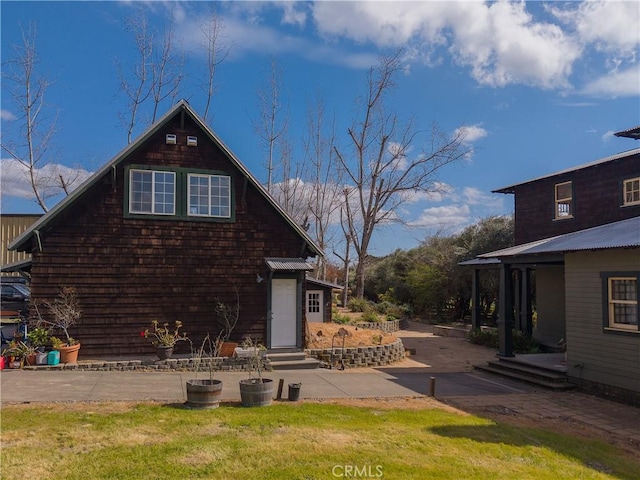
1 282 30 315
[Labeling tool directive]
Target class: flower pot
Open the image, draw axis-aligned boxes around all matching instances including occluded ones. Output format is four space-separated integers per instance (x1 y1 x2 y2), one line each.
288 383 301 401
239 378 274 407
185 379 223 409
57 343 81 364
155 345 174 360
219 341 238 357
25 353 37 366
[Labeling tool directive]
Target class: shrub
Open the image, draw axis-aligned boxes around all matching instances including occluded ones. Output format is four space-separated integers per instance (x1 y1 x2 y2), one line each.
348 297 370 313
333 310 351 324
467 328 498 348
467 328 542 354
361 310 381 323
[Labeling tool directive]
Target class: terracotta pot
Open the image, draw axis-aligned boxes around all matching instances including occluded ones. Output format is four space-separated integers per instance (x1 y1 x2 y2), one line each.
219 341 238 357
57 343 81 364
155 345 174 360
25 353 37 366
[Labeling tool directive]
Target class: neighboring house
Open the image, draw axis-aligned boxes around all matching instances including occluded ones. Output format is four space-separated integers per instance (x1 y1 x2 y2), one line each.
464 137 639 404
8 100 323 357
1 214 42 278
305 276 342 323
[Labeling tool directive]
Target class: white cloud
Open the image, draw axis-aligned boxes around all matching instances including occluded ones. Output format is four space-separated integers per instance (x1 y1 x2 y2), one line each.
399 181 454 204
280 1 307 27
456 124 488 143
461 187 504 210
580 64 640 98
1 110 17 121
0 158 92 201
409 204 471 229
312 1 581 89
602 130 616 142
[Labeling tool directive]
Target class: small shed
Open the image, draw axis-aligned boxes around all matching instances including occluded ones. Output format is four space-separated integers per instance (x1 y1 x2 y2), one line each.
305 276 342 323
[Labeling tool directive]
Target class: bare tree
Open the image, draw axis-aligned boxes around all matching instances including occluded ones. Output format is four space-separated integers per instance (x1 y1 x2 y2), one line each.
1 24 77 212
271 137 308 226
118 14 155 144
334 51 469 298
150 12 184 124
303 94 343 279
200 8 229 125
253 57 287 193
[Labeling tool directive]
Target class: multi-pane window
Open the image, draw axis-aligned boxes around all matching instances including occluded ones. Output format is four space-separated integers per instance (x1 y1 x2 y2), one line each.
129 170 175 215
623 177 640 206
188 174 231 218
308 293 320 313
606 276 638 332
554 181 573 219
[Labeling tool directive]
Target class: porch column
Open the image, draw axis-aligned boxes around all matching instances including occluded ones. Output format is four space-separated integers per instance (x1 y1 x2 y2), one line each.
513 269 522 331
520 268 533 337
471 268 481 330
497 262 514 357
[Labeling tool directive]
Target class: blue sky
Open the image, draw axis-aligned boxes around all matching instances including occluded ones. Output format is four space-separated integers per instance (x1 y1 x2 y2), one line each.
1 1 639 257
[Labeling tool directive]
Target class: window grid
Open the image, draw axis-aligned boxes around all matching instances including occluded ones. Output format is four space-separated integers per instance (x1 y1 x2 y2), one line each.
555 181 573 219
130 170 175 215
608 277 638 330
188 174 231 218
308 293 320 313
623 178 640 206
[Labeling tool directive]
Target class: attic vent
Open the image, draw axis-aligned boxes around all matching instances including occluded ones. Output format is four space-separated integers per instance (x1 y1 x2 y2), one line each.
187 136 198 147
165 134 177 145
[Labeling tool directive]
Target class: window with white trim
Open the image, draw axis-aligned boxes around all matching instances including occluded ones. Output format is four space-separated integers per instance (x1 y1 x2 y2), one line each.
308 292 320 313
623 177 640 206
129 170 175 215
188 174 231 218
603 274 639 332
554 181 573 219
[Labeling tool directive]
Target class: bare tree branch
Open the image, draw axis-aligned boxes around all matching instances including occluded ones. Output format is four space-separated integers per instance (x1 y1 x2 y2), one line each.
200 8 229 125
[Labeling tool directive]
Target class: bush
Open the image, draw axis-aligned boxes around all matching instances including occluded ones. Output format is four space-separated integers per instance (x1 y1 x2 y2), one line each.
332 310 351 324
348 297 370 313
361 310 381 323
467 328 498 348
467 328 542 354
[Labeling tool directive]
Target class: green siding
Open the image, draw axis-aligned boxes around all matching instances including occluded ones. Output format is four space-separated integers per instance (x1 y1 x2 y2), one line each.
565 249 640 393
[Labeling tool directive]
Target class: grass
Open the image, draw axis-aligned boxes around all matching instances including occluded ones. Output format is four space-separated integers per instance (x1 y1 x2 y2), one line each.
1 400 639 480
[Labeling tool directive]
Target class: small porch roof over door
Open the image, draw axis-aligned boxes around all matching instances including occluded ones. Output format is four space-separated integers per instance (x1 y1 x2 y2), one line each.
265 258 314 272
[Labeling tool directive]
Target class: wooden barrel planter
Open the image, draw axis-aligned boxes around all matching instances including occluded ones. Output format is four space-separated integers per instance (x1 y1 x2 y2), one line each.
239 378 274 407
185 379 223 409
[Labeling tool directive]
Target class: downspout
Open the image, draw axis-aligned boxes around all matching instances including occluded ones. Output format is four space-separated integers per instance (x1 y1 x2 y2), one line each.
34 230 43 253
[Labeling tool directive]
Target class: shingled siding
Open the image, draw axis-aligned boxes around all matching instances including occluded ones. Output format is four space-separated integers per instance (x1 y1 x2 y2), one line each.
564 249 640 399
512 154 640 245
28 113 313 357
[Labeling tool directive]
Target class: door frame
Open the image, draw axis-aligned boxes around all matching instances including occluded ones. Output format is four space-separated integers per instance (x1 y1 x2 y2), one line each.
266 273 304 349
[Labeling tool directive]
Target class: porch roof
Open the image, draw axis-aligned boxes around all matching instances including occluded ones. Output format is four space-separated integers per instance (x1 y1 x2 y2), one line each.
265 257 314 272
479 216 640 260
305 276 343 289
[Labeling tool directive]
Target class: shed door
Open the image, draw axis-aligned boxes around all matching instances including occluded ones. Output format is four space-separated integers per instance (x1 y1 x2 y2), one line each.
306 290 323 323
271 279 297 348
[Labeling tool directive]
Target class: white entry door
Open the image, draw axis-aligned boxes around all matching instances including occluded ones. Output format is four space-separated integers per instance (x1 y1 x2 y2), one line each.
306 290 323 323
271 279 297 348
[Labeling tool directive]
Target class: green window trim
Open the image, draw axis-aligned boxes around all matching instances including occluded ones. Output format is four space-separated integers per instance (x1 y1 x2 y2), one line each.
124 165 235 222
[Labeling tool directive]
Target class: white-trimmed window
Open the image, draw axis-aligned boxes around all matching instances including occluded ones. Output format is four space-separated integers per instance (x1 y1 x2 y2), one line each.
188 174 231 218
605 276 638 332
129 170 175 215
554 181 573 219
623 177 640 206
308 292 320 313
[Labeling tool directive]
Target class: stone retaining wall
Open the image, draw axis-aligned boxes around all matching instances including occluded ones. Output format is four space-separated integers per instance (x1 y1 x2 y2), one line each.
22 356 271 372
305 339 405 368
353 319 401 333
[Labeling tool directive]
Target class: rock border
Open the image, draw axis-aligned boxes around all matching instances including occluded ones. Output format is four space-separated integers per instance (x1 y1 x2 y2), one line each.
305 339 405 368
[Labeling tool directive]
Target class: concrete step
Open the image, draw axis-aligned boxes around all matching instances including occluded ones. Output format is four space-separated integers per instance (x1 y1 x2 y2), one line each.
485 359 568 383
267 352 307 362
475 364 575 391
269 357 321 370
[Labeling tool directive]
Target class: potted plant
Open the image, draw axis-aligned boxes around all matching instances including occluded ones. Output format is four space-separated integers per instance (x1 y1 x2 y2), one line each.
214 289 240 357
185 333 224 409
143 320 188 360
27 327 50 365
238 337 274 407
33 287 82 364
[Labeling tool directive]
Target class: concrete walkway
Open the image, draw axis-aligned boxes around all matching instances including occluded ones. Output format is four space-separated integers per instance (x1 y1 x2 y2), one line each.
2 321 639 448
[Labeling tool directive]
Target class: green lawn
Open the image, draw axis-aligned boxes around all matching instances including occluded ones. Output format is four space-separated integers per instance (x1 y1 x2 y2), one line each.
1 400 638 480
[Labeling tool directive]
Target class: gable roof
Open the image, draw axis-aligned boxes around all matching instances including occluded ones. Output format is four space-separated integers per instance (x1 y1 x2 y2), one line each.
478 216 640 259
615 126 640 140
8 100 322 256
493 148 640 194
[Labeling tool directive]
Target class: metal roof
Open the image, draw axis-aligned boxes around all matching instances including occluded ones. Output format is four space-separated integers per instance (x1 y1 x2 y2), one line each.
305 276 343 289
0 258 32 273
8 100 323 257
479 216 640 259
265 258 314 271
615 126 640 140
493 148 640 194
